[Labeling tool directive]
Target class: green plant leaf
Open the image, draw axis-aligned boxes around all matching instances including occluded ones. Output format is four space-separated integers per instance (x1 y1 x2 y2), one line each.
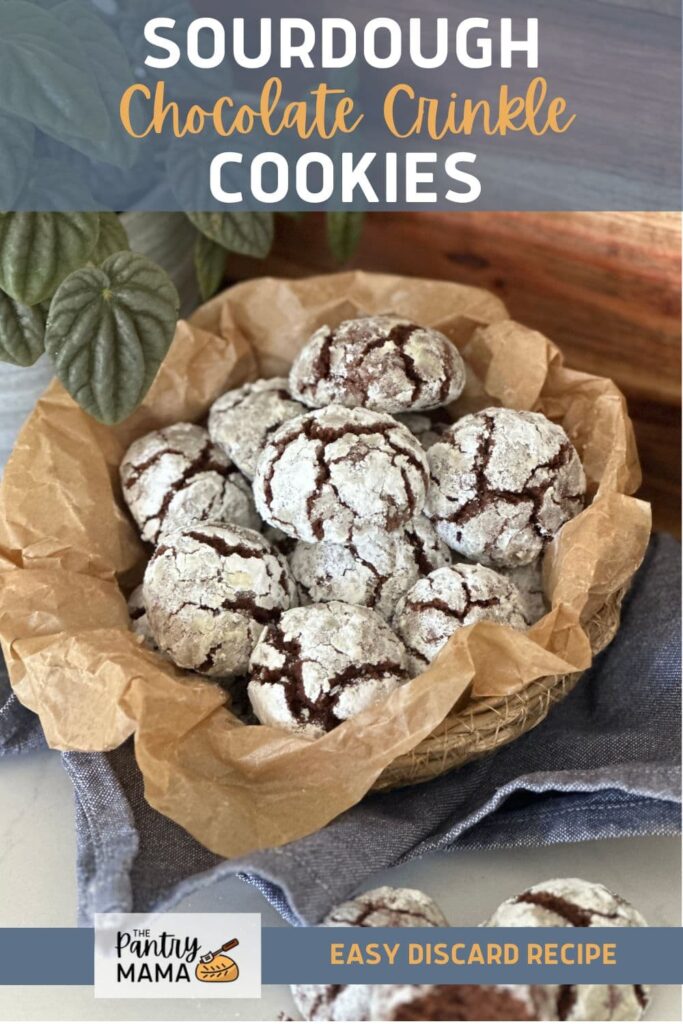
326 212 365 264
187 212 274 259
92 213 130 264
0 1 107 144
0 288 46 366
0 114 35 209
45 251 180 424
51 0 138 169
0 212 100 306
194 233 226 301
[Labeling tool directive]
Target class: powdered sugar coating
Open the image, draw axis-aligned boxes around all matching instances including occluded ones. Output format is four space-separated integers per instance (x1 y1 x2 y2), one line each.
502 559 549 625
289 315 466 414
289 516 451 621
371 984 557 1022
248 602 409 737
208 377 306 480
484 879 649 1022
393 563 527 675
120 423 259 545
127 585 157 651
425 407 586 568
292 887 448 1022
485 878 647 929
252 405 429 543
143 523 297 678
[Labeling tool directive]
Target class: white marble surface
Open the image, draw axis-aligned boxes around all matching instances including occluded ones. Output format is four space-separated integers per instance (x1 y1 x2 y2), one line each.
0 747 680 1021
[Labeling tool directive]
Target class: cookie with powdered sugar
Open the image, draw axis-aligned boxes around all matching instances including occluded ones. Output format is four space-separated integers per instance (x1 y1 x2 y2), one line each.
425 407 586 568
393 563 527 675
485 878 649 1022
143 523 297 678
370 984 556 1021
120 423 259 545
292 887 448 1022
248 602 409 737
208 377 306 480
289 516 451 622
289 314 466 415
127 585 157 651
502 558 549 625
253 405 429 543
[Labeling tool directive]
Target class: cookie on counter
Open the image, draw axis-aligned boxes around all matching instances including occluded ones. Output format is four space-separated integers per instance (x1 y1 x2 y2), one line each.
248 602 409 737
292 887 448 1022
289 315 466 414
393 564 527 675
208 378 306 480
289 516 451 622
143 523 297 678
253 405 429 543
120 423 259 545
425 408 586 568
485 878 649 1022
370 984 555 1021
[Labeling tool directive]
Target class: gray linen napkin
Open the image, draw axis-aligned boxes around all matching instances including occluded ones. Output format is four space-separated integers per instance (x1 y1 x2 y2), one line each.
1 534 680 926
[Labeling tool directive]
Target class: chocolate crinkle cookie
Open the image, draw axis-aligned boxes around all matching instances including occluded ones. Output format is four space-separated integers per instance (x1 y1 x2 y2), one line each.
208 377 307 480
252 405 429 543
485 878 649 1022
289 516 451 622
248 602 409 737
292 887 448 1022
289 315 466 414
120 423 259 545
127 585 157 651
370 984 555 1021
143 523 297 678
425 407 586 568
393 563 527 675
502 558 549 625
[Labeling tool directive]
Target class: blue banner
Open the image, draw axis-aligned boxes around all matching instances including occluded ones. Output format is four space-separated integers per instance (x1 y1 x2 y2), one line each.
2 927 683 986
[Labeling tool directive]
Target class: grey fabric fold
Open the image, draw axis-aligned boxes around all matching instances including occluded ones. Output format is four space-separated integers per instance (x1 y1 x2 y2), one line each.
2 534 680 926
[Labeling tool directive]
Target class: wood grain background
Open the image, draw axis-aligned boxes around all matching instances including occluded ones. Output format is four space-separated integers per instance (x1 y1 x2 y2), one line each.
227 211 681 536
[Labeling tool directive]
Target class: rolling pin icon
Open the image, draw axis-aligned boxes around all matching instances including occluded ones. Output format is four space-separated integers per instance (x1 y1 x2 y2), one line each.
195 938 240 982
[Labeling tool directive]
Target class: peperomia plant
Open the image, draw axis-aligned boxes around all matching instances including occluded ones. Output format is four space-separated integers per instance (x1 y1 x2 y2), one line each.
0 209 365 424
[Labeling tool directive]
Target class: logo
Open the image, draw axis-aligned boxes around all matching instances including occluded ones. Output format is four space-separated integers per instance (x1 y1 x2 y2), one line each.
195 939 239 983
94 913 260 999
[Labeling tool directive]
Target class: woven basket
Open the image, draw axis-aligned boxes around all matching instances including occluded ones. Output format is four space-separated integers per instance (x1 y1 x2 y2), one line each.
373 587 626 791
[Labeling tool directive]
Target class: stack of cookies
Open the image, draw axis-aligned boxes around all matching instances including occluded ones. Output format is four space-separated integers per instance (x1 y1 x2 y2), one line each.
120 314 586 737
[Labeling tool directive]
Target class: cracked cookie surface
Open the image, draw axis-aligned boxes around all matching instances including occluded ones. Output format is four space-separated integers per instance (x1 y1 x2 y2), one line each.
370 984 555 1022
248 602 409 737
485 879 649 1022
143 523 297 678
292 887 448 1022
208 377 307 480
425 407 586 568
392 563 527 675
120 423 259 545
252 405 429 543
289 516 451 622
289 314 466 414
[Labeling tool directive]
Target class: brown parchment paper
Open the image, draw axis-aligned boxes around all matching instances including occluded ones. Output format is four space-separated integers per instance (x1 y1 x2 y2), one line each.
0 271 651 859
